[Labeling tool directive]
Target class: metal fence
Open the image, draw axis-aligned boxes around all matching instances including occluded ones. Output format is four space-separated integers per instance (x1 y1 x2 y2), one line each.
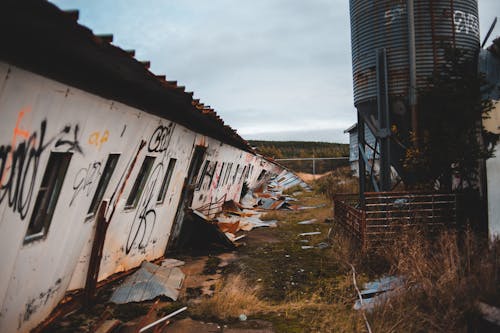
333 192 457 249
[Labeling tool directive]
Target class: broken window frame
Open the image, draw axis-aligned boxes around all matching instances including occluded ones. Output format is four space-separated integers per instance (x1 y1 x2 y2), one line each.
86 154 120 220
157 158 177 204
125 156 156 209
24 152 72 243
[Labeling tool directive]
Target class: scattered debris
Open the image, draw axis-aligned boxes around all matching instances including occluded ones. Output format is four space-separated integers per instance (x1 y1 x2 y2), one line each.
297 219 318 225
109 261 185 304
161 259 185 268
477 302 500 327
301 246 315 249
94 319 121 333
138 306 188 333
353 276 404 311
298 231 322 236
316 242 330 249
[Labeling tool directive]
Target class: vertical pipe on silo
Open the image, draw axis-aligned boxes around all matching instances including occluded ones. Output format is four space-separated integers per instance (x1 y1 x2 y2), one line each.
407 0 418 145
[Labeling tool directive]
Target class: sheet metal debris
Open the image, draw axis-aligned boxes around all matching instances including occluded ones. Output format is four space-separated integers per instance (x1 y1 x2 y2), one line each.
299 231 322 236
353 276 404 311
109 261 185 304
297 219 318 225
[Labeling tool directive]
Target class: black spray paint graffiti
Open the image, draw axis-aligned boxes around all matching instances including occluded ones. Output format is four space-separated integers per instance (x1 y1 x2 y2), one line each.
19 278 62 328
125 163 163 254
148 123 174 153
70 161 102 206
0 119 82 220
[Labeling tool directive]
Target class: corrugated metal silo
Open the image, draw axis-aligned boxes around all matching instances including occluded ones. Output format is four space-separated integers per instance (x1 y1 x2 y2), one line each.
349 0 480 187
350 0 480 108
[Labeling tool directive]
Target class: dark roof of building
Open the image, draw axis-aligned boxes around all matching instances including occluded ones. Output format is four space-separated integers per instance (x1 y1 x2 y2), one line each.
0 0 252 152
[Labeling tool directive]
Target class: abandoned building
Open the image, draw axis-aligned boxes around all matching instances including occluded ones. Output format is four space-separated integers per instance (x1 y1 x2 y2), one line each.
0 2 308 332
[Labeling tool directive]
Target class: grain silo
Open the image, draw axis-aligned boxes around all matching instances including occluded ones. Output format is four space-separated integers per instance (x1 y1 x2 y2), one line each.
349 0 480 190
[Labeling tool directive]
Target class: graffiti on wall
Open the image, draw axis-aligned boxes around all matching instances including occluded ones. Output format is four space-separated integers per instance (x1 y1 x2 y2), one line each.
18 278 62 329
88 130 109 150
70 161 102 206
125 163 163 254
148 123 174 153
0 109 83 219
454 10 479 36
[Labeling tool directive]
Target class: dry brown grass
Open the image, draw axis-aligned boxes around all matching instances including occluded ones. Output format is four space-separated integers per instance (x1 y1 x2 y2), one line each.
192 274 268 320
313 166 358 198
368 230 500 332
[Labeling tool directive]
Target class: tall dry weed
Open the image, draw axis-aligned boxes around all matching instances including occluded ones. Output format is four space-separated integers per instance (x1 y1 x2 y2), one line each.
369 230 500 332
192 274 268 320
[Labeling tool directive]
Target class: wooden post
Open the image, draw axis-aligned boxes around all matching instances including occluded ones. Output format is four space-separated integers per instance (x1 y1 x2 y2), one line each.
84 200 109 307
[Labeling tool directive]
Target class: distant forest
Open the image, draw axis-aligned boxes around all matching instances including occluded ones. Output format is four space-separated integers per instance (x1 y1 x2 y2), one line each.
248 140 349 174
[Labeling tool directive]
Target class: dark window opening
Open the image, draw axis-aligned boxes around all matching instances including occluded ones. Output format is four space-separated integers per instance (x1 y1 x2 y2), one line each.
126 156 155 208
196 160 210 190
157 158 176 203
208 161 218 188
257 169 267 181
87 154 120 218
232 165 240 184
25 152 72 243
216 162 225 188
224 163 233 185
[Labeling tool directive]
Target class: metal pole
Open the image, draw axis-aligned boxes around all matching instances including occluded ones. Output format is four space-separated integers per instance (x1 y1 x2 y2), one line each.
376 48 391 191
312 154 316 178
358 114 366 208
408 0 418 145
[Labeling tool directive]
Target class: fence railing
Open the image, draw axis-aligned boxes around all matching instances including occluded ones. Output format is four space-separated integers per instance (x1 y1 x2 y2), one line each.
333 192 457 249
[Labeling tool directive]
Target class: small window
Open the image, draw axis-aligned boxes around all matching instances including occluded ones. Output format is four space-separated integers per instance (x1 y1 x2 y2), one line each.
196 160 210 190
126 156 156 208
25 152 72 243
208 161 218 187
224 163 233 185
87 154 120 218
232 165 240 184
157 158 176 203
257 169 267 181
216 162 225 188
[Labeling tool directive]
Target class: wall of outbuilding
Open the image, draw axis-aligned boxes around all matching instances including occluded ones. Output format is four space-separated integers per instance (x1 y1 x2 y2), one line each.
0 63 282 332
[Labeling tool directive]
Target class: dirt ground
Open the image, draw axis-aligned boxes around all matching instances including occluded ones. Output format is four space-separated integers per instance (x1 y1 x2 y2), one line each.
43 191 353 333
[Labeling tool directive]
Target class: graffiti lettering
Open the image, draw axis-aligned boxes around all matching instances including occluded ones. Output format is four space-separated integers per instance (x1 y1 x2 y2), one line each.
125 163 163 254
0 117 82 220
55 124 82 153
454 10 479 36
88 130 109 150
385 7 404 26
148 123 174 153
70 161 102 206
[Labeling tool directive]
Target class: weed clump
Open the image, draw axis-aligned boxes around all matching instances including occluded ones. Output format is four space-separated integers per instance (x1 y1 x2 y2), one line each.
192 274 267 320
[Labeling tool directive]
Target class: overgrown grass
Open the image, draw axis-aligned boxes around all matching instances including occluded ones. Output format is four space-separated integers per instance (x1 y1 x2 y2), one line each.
368 230 500 332
313 166 358 199
191 274 267 320
193 184 500 332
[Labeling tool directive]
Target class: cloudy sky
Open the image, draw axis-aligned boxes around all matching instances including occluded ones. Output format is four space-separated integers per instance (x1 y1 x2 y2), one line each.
50 0 499 143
